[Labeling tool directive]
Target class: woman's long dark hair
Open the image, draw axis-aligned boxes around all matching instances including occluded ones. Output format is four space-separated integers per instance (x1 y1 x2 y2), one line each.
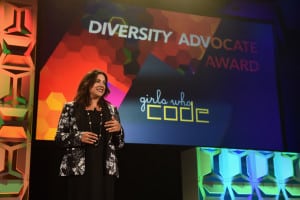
74 69 110 109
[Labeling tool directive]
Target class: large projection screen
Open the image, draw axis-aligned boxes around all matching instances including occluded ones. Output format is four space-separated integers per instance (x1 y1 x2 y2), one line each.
36 0 283 151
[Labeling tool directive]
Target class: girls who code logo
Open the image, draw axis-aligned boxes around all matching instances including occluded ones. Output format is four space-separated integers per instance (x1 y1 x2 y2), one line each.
139 89 209 124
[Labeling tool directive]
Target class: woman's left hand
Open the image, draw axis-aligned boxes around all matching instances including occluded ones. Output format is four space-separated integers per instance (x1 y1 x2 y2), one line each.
104 116 121 133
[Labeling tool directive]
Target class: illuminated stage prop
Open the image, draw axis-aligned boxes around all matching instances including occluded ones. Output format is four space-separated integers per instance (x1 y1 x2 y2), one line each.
182 147 300 199
0 0 37 199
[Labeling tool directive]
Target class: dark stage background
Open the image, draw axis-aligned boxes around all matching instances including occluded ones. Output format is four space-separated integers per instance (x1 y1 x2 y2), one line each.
30 142 186 200
29 0 300 199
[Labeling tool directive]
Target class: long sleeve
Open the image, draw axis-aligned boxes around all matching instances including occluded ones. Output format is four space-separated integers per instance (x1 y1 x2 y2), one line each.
55 102 83 148
108 105 125 150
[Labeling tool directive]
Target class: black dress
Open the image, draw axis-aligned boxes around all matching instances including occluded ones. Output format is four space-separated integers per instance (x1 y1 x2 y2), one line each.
65 108 115 200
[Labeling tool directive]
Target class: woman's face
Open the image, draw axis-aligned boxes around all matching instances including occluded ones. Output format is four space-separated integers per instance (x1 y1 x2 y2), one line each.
89 74 106 99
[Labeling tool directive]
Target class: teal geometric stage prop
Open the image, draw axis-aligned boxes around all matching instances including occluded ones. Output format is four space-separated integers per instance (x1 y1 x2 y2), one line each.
182 147 300 200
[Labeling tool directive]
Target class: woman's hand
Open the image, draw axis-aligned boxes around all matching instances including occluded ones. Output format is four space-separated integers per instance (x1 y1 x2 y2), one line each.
80 131 99 144
104 116 121 133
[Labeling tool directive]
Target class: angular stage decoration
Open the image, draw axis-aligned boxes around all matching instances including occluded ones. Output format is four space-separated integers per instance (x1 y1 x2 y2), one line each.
0 0 37 199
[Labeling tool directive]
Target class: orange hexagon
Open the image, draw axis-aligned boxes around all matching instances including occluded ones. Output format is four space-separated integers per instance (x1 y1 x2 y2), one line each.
35 118 49 140
45 110 61 129
37 100 50 118
46 92 66 111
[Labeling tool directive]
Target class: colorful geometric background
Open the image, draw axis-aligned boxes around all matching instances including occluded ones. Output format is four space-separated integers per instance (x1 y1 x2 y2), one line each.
36 28 133 139
0 0 36 199
36 3 220 140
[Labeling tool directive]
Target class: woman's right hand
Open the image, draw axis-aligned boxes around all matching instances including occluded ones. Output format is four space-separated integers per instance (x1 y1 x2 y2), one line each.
80 131 98 144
